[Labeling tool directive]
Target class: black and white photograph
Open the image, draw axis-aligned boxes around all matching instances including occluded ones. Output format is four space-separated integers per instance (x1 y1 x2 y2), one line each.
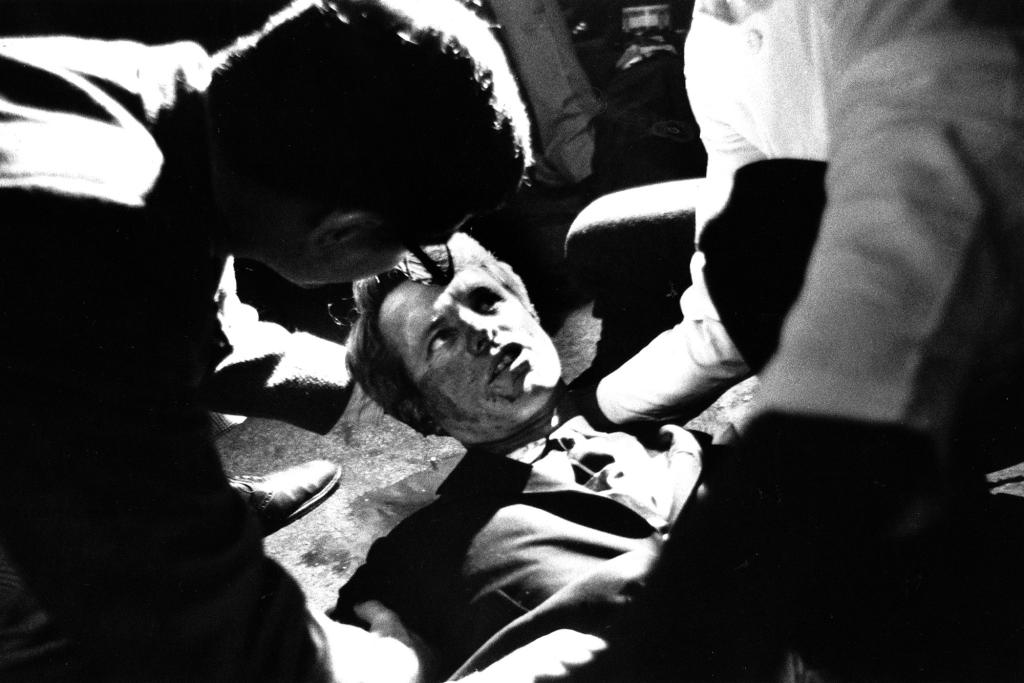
2 0 1023 680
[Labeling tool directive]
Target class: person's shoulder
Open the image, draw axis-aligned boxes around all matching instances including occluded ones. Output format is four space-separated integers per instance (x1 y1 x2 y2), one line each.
1 37 210 119
0 38 193 206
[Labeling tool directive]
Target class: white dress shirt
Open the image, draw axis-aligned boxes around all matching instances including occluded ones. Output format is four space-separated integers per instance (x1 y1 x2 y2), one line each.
598 0 1024 447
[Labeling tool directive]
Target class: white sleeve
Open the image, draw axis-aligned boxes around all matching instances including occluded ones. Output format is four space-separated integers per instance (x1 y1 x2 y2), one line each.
759 9 1024 435
594 28 764 424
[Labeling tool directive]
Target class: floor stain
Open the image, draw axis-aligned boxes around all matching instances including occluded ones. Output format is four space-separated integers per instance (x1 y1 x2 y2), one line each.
301 537 355 578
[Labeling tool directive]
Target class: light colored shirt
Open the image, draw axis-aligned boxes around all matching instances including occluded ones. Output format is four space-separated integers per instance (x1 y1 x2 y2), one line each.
598 0 1024 445
514 416 704 532
760 1 1024 442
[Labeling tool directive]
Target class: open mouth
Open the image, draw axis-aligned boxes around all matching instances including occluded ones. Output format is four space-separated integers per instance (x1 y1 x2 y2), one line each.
489 342 524 383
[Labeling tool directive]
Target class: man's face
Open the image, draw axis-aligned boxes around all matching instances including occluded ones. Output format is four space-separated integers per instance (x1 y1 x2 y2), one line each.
265 209 408 287
212 155 409 285
379 269 562 445
251 201 409 287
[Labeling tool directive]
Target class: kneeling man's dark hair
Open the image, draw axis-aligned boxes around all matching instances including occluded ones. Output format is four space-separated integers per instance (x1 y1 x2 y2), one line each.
208 0 532 245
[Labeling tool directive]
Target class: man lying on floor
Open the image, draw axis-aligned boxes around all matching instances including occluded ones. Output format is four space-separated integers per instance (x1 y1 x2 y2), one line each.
327 233 704 680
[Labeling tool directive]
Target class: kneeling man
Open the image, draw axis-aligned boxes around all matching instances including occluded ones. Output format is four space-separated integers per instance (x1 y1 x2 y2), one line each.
330 234 704 679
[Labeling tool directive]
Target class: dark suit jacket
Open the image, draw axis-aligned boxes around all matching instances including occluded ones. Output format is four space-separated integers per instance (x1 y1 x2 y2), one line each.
332 420 701 678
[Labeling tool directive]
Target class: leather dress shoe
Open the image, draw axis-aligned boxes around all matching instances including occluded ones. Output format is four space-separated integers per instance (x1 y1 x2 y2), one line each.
229 460 342 536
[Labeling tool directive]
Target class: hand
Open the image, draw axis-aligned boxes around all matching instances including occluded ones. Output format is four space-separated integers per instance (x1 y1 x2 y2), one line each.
461 630 607 683
658 424 703 470
657 424 704 519
313 606 430 683
353 600 436 680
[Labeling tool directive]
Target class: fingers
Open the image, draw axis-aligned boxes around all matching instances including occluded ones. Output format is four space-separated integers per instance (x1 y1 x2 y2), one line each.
467 630 607 682
352 600 416 645
658 424 702 456
352 600 395 631
538 629 607 666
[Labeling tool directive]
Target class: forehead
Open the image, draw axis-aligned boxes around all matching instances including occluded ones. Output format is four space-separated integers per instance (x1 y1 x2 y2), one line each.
379 280 443 367
377 267 514 362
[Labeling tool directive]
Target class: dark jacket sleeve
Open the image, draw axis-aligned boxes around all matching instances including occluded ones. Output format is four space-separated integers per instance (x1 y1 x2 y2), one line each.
329 502 534 678
330 548 389 627
329 513 468 635
450 548 657 679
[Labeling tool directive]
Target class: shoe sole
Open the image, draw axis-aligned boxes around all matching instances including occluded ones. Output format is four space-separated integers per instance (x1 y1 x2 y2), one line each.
285 467 343 525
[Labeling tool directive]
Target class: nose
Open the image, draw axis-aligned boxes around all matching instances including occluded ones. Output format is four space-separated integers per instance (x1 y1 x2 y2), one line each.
462 314 497 357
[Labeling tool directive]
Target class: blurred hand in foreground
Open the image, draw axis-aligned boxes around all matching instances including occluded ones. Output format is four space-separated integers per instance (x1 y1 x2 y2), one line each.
461 630 607 683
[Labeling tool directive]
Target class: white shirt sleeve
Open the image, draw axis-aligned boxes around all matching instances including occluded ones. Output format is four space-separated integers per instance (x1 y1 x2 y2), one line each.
594 11 766 424
759 4 1024 438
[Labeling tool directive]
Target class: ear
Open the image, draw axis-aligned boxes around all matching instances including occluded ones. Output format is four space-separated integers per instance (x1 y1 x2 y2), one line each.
310 209 387 251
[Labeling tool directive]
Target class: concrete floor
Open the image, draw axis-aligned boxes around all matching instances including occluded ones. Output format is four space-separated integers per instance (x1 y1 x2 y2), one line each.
216 301 757 614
